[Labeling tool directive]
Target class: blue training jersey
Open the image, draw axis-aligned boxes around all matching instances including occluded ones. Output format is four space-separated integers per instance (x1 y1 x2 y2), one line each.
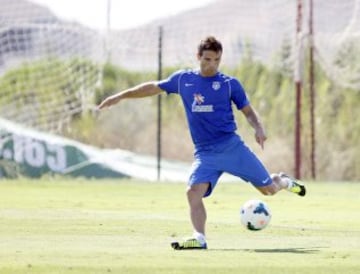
158 69 250 147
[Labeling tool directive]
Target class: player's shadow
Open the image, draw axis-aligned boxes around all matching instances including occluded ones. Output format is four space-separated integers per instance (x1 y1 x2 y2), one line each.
246 247 321 254
211 247 323 253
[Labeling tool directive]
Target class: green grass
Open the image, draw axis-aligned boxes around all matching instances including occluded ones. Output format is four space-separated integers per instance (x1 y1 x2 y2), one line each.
0 178 359 274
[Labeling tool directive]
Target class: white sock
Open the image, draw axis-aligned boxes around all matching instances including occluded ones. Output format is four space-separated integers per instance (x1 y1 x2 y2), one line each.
271 173 291 190
282 176 294 189
193 231 206 244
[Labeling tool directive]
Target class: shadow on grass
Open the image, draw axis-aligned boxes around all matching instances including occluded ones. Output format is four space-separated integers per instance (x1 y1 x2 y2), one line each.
209 247 325 253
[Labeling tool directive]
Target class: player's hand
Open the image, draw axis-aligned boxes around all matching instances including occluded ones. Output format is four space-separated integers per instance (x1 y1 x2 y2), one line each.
255 127 267 150
97 96 119 110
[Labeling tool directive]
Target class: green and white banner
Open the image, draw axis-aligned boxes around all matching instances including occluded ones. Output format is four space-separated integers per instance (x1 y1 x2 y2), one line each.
0 118 195 181
0 118 128 178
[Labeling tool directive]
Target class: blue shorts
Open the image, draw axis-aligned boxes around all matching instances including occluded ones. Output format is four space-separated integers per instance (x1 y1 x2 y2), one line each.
189 135 272 197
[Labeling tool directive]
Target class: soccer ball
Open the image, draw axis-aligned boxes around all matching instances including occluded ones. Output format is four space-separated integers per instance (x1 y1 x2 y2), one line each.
240 199 271 231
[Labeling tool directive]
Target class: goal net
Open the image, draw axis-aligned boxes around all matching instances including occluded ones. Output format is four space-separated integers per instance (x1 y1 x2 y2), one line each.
0 0 104 132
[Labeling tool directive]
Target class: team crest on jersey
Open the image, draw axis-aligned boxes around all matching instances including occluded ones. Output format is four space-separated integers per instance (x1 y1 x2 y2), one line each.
212 81 221 90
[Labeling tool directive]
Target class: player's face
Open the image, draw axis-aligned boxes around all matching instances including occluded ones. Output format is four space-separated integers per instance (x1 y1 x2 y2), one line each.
198 50 222 77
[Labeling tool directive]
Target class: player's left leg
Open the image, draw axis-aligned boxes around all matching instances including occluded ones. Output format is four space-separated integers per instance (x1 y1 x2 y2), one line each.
256 173 306 196
277 172 306 196
221 136 306 196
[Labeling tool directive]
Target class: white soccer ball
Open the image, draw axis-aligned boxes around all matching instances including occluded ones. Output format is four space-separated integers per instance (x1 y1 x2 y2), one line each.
240 199 272 231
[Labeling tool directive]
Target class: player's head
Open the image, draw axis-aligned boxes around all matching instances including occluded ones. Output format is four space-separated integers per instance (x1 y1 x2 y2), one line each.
197 36 223 77
197 36 223 56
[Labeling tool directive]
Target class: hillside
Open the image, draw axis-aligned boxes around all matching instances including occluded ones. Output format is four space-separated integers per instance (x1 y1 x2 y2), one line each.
109 0 357 76
0 0 58 23
0 0 101 74
2 0 358 79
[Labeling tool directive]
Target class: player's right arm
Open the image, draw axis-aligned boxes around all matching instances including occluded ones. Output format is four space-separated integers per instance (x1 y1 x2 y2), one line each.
97 81 163 110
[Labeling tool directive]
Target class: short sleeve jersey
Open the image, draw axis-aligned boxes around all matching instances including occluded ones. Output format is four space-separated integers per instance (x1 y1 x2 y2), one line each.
158 69 250 147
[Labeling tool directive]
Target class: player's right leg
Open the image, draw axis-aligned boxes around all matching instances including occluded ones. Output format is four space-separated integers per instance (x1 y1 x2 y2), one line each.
171 152 223 250
171 182 209 250
187 183 209 236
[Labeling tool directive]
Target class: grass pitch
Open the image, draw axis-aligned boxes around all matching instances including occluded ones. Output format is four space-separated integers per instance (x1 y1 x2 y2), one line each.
0 178 359 274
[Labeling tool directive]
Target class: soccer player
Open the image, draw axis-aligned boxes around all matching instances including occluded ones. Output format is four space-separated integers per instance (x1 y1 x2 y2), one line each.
98 36 306 250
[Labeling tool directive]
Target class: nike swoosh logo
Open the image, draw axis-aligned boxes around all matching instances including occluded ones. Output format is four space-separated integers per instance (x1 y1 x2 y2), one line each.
185 83 194 87
262 178 271 184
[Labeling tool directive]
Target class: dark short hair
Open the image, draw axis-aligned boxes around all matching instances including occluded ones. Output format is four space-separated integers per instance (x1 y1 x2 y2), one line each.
198 36 223 56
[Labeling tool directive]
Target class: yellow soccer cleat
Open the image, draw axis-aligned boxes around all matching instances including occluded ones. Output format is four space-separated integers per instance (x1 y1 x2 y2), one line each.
171 238 207 250
280 172 306 197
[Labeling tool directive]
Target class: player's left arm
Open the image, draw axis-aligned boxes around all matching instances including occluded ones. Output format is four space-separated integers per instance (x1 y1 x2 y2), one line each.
241 104 267 149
